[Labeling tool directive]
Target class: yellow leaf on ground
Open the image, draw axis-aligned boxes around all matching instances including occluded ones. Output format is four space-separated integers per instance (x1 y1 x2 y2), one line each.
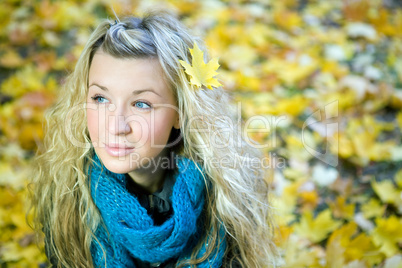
282 235 320 268
327 222 379 265
326 235 346 268
293 209 342 243
371 179 401 205
371 215 402 257
329 196 355 220
361 198 386 219
0 49 25 68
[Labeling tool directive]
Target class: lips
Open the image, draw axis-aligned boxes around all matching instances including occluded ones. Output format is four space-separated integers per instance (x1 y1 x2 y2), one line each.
104 143 135 157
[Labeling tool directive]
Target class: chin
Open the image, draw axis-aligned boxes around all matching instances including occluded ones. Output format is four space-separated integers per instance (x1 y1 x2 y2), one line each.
103 162 132 174
96 151 138 174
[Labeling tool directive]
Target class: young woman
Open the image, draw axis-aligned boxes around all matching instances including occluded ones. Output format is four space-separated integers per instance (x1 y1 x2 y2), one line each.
30 11 279 267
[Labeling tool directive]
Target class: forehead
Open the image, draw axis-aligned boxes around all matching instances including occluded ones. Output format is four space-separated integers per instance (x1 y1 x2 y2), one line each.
88 52 172 98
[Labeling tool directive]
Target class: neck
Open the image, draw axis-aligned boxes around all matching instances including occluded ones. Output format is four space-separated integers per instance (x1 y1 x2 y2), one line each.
127 149 173 194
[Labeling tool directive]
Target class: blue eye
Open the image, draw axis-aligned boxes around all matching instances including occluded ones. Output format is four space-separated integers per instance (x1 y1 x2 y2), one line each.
91 95 108 104
134 101 151 109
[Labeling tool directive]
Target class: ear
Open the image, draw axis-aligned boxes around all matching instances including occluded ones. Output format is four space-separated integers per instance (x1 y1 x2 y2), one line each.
173 116 180 129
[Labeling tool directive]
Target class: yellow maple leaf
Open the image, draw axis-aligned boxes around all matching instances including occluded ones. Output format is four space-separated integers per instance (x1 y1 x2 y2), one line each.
347 233 377 263
328 222 379 264
326 235 346 268
328 196 355 220
371 215 402 257
361 198 385 219
274 95 309 117
179 42 222 90
282 235 320 268
293 209 342 243
371 179 401 205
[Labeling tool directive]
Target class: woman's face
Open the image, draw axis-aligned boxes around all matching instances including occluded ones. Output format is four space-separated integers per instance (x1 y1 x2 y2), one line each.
86 51 180 174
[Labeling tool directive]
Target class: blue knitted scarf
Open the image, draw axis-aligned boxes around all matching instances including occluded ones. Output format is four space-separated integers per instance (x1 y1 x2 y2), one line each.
88 154 226 267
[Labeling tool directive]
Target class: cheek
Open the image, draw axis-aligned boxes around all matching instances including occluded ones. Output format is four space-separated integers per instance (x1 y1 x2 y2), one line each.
128 111 175 146
86 109 100 141
152 111 177 143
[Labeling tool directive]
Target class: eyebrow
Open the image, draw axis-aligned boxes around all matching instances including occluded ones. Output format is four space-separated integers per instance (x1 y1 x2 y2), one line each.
88 83 162 97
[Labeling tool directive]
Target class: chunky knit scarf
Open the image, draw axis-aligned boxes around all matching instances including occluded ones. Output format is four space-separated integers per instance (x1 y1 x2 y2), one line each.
88 154 226 267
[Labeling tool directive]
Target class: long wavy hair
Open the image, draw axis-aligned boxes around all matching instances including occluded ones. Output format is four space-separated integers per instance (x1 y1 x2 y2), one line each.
28 10 279 267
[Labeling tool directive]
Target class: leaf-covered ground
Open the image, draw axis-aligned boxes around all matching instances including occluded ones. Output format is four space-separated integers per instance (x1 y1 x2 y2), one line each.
0 0 401 267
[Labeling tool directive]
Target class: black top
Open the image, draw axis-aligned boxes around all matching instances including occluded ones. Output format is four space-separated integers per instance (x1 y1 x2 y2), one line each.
125 169 177 227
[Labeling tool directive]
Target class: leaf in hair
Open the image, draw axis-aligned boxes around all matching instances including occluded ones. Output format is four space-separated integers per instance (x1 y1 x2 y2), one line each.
179 42 222 90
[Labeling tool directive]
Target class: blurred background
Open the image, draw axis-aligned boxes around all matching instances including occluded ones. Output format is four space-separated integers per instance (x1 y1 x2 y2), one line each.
0 0 401 267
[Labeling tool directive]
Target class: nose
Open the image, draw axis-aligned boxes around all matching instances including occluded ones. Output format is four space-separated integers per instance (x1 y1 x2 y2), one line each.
107 114 132 135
